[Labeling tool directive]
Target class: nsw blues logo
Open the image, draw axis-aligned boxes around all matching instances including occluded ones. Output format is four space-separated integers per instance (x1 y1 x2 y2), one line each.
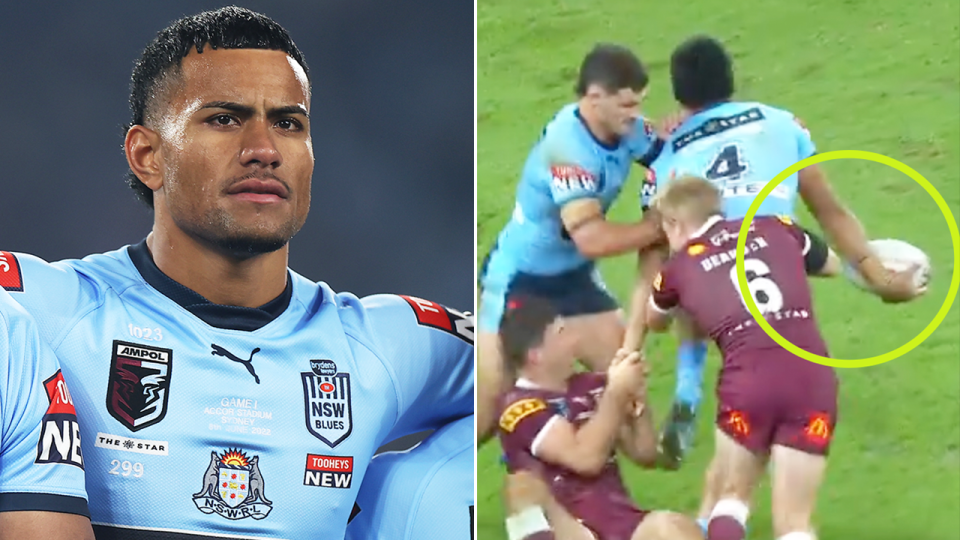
106 341 172 432
302 359 353 447
192 448 272 520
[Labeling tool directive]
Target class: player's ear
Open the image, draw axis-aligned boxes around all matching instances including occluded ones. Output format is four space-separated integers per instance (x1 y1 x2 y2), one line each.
125 124 164 192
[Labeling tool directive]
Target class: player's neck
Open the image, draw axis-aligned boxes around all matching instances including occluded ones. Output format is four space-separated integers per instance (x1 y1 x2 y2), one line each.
146 225 289 309
520 367 569 392
683 99 729 116
576 101 618 146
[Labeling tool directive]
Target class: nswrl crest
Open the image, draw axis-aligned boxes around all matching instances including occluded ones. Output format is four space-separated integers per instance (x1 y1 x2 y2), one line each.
302 360 353 448
192 449 272 520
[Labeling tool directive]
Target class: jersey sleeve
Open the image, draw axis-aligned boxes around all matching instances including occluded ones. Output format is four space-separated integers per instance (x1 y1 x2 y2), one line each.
0 289 88 517
346 416 474 540
650 262 681 313
498 396 557 457
627 117 665 168
0 252 95 348
774 216 829 274
360 294 473 442
790 114 816 159
539 125 605 208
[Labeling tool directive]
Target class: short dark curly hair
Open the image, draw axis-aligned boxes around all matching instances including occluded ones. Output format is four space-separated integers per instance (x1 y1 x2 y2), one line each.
670 35 734 109
125 6 310 208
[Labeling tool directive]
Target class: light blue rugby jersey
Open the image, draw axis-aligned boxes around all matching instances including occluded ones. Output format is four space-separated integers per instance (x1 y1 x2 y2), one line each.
485 103 662 277
646 101 816 219
0 286 88 517
0 241 474 540
345 414 473 540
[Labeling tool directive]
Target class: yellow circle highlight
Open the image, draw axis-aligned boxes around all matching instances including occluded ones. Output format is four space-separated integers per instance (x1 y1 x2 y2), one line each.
735 150 960 368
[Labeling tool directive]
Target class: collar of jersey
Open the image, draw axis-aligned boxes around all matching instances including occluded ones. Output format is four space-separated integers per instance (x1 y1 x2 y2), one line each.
675 100 732 135
574 108 620 151
127 239 294 332
689 215 724 240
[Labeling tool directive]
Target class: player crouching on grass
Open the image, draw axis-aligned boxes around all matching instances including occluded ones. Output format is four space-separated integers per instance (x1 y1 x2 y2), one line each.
644 176 842 540
495 296 703 540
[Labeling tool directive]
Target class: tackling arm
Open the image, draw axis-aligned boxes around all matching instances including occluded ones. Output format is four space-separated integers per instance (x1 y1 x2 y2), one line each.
561 200 664 260
616 393 659 468
798 166 918 301
534 387 631 477
622 242 668 352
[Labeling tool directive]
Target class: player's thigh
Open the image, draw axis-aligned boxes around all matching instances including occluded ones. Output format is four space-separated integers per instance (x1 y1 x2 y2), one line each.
769 444 827 537
711 427 768 501
631 510 702 540
502 472 595 540
563 310 623 371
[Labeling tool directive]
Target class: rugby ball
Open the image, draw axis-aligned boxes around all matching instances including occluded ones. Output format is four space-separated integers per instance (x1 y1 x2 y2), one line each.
844 239 931 291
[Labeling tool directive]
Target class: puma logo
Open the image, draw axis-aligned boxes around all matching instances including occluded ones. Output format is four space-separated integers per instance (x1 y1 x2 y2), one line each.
211 344 261 384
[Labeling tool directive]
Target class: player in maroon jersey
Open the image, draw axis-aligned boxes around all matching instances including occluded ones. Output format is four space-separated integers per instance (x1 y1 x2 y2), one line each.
496 296 703 540
643 176 853 540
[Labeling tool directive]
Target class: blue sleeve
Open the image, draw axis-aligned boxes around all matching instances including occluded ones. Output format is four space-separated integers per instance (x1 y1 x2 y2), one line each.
0 289 88 516
346 416 474 540
627 117 664 168
360 295 473 442
0 252 93 348
789 114 816 159
539 124 605 208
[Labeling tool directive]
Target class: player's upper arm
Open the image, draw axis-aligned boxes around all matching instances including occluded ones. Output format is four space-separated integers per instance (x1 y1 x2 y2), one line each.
797 164 847 223
0 291 89 523
646 269 678 332
775 216 832 276
0 512 94 540
358 294 474 441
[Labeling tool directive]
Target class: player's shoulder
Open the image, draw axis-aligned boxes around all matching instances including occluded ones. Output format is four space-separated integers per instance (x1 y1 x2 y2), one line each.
1 245 139 301
748 101 804 125
569 371 606 391
540 103 583 141
539 104 601 165
319 285 473 351
498 388 551 433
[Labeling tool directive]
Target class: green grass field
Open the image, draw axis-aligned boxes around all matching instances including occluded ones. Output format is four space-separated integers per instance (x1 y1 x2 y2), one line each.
477 1 960 538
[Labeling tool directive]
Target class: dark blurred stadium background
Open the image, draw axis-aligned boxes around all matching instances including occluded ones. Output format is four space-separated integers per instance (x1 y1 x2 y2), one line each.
0 1 474 451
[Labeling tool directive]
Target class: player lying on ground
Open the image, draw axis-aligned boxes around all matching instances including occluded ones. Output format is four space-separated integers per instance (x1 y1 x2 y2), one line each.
643 176 923 540
477 43 666 445
0 8 473 539
623 34 925 478
495 296 703 540
0 289 93 540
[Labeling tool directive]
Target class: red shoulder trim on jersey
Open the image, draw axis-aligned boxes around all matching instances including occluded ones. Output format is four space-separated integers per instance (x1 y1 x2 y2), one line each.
399 295 474 344
0 252 23 292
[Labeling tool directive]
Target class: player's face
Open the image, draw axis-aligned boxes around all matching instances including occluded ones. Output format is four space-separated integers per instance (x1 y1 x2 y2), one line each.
154 48 313 256
662 215 688 252
596 86 646 137
536 317 577 374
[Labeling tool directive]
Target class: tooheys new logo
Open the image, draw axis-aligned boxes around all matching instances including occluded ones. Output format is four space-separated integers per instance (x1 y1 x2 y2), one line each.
35 370 83 469
399 296 474 345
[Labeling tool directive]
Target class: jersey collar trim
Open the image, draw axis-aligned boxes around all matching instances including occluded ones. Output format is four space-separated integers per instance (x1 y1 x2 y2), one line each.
690 215 724 239
126 239 294 332
574 108 620 151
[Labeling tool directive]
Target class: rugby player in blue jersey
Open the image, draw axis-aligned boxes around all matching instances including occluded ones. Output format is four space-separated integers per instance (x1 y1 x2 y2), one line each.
623 35 924 532
0 289 93 540
478 44 666 443
0 8 473 539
